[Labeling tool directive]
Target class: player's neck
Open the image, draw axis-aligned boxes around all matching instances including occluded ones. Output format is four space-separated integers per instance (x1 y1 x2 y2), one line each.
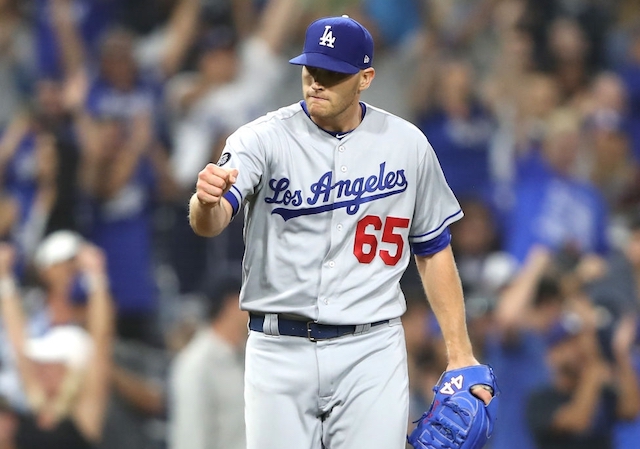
304 100 365 134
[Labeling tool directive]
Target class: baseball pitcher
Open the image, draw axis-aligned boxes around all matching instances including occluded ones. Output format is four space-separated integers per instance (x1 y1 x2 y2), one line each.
189 15 498 449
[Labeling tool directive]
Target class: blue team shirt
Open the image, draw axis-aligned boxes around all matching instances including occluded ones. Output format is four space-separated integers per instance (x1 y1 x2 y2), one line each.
484 331 551 449
87 158 157 314
506 151 609 262
82 72 162 314
417 104 494 201
85 76 160 120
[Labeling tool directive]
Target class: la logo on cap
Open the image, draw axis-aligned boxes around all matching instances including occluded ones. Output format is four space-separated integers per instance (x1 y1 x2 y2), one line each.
319 25 336 48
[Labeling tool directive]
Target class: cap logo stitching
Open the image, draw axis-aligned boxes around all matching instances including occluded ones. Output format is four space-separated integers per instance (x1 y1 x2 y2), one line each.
319 25 336 48
364 55 370 63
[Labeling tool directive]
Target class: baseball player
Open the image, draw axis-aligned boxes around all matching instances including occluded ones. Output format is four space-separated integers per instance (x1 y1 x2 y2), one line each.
189 15 496 449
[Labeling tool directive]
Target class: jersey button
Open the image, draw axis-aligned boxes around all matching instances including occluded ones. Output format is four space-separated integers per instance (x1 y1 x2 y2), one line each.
340 166 347 173
337 224 343 231
338 145 345 152
328 260 335 268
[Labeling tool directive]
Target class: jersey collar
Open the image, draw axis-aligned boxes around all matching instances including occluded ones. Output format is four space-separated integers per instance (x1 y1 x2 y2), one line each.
300 100 367 139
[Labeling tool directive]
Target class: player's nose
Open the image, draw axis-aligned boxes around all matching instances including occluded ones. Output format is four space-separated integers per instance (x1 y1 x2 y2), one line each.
310 78 324 90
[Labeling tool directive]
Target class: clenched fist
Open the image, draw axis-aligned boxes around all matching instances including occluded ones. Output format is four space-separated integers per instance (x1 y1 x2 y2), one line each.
195 164 239 208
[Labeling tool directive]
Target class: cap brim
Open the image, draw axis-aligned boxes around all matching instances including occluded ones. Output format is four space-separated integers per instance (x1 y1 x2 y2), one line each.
289 53 360 74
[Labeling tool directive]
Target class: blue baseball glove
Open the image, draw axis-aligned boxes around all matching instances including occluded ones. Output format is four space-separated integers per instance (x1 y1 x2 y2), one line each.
408 365 499 449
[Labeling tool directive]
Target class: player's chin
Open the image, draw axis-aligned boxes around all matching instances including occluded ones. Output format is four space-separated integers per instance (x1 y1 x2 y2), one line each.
306 98 331 115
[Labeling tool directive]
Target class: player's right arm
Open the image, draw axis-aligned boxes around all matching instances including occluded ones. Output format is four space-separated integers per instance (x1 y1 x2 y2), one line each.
189 164 238 237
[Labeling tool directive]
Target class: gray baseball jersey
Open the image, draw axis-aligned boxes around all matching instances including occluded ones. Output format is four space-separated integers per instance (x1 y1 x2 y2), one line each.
220 101 462 324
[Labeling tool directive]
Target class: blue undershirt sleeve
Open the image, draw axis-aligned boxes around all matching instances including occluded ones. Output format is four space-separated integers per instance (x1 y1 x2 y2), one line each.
411 227 451 256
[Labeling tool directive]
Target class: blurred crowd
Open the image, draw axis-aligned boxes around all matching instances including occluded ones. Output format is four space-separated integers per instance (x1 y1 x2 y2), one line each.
0 0 638 448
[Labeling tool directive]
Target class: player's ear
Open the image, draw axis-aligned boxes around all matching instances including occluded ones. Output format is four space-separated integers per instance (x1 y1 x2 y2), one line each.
358 68 375 92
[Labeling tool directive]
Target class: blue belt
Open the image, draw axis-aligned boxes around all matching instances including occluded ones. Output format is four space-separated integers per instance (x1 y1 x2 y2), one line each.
249 313 389 342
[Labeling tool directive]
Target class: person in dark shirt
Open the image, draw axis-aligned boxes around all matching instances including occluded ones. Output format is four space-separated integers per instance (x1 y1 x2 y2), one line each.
526 306 640 449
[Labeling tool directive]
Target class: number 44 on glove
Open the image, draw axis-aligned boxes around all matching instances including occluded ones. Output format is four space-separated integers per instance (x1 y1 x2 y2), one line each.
408 365 499 449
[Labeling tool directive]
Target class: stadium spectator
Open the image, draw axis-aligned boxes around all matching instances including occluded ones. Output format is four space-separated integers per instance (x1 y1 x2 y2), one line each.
83 28 161 123
169 279 245 449
526 311 640 449
505 108 609 262
0 239 114 449
414 58 495 201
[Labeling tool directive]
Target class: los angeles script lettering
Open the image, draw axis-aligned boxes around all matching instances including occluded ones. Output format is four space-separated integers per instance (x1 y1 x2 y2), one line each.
265 162 407 207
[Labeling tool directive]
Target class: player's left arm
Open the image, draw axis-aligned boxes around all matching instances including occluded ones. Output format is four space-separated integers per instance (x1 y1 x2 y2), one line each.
415 245 492 405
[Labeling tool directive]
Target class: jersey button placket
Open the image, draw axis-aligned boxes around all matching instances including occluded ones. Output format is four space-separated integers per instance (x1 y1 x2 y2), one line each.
317 143 346 317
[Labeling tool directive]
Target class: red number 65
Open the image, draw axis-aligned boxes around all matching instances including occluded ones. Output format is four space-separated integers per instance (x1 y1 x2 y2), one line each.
353 215 410 266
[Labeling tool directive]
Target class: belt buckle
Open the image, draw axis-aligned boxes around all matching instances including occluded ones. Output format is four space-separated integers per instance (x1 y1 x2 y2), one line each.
306 321 317 342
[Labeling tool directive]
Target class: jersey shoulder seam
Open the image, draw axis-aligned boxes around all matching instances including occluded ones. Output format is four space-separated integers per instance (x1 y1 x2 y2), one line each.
364 103 428 141
230 104 303 167
242 103 303 131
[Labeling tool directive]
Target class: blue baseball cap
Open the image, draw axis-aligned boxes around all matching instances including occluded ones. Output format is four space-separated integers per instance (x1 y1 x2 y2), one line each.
289 15 374 74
